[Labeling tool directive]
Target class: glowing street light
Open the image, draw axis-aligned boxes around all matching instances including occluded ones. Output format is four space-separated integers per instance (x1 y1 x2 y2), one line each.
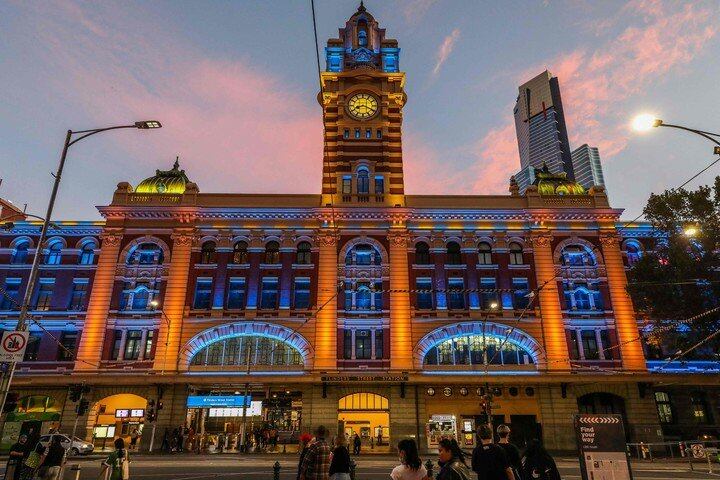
489 301 499 310
683 226 699 237
632 114 661 132
632 114 720 154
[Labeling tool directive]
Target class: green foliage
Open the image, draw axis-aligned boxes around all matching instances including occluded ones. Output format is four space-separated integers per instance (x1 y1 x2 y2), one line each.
627 176 720 358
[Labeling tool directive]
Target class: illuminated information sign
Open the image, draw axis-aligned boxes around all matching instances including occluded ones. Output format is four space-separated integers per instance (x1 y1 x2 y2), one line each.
186 395 251 408
574 414 633 480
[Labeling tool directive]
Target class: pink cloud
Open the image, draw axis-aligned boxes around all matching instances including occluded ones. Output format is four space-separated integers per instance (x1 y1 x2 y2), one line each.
402 0 438 25
432 29 461 76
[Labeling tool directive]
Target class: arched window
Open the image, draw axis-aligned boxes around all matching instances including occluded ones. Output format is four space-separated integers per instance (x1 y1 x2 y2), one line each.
44 241 62 265
415 242 430 264
129 243 164 265
509 242 524 265
561 245 596 266
296 241 312 265
625 241 642 266
446 242 462 265
563 281 603 311
478 242 492 265
357 20 368 47
11 241 29 264
190 335 303 368
78 242 96 265
424 334 535 366
345 243 380 266
131 287 150 310
357 168 370 195
200 241 217 264
264 241 280 264
233 241 248 264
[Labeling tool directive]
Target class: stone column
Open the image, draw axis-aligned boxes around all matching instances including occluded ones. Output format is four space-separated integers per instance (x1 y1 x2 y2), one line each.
75 229 123 370
389 229 413 370
530 233 570 370
599 233 646 371
314 230 338 370
153 230 193 373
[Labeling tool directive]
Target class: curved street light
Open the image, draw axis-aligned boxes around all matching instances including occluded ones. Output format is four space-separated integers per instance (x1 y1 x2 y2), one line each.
0 121 162 414
632 114 720 154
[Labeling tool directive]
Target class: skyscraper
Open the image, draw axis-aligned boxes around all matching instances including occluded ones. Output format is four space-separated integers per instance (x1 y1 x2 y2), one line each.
571 144 606 191
512 70 574 194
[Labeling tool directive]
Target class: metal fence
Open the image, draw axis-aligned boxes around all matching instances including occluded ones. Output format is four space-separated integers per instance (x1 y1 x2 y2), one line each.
627 440 720 462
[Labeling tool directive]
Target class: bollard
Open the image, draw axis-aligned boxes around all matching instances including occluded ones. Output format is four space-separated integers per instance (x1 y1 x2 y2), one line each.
70 464 81 480
273 461 281 480
350 459 357 480
425 459 434 478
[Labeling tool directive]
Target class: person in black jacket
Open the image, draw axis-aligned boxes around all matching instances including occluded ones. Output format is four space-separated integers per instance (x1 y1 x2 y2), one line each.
521 440 561 480
437 438 472 480
471 424 514 480
497 425 522 479
328 436 351 480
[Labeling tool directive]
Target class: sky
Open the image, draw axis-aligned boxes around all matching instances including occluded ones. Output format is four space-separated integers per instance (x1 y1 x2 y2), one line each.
1 0 719 221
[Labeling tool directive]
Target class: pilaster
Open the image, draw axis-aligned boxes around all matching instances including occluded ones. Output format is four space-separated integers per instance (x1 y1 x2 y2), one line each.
388 229 413 370
314 230 338 370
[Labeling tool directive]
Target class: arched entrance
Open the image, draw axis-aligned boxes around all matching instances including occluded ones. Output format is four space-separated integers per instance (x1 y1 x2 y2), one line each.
577 393 629 440
338 393 390 452
90 394 147 450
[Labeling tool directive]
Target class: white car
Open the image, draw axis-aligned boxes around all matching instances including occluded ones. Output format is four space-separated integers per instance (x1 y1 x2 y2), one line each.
38 434 94 456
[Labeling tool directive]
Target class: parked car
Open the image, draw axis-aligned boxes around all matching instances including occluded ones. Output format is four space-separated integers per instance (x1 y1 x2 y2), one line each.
38 434 94 456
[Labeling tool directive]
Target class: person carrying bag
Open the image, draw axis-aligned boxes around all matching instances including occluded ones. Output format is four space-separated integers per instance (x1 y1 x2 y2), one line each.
102 438 130 480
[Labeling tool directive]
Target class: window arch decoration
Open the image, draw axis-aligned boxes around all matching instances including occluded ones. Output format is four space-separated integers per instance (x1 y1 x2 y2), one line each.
44 238 64 265
296 241 312 265
200 240 217 264
414 321 544 369
339 236 389 265
74 236 99 250
478 242 493 265
120 236 171 265
180 321 313 369
446 241 462 265
78 240 98 265
356 167 370 195
10 236 33 264
264 240 280 264
231 238 249 264
553 237 604 266
622 239 643 266
415 241 431 265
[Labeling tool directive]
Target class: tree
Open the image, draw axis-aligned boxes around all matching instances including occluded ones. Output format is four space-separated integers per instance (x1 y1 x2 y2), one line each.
627 176 720 359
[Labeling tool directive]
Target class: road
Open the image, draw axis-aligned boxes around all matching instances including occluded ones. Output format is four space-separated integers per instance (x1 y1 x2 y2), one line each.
3 454 718 479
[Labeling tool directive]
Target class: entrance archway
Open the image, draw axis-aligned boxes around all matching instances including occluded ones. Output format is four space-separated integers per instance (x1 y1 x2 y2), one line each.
90 394 147 450
338 393 390 452
577 392 629 439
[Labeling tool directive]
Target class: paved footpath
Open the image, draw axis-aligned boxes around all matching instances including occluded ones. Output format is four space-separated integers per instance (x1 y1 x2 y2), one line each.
3 454 719 479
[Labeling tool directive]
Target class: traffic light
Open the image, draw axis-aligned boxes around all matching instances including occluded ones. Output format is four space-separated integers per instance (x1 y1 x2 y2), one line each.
75 399 90 416
3 392 19 413
68 385 83 402
146 399 156 422
157 401 164 411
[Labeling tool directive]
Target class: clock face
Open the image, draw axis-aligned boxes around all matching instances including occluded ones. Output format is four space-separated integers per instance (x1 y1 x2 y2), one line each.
347 93 378 119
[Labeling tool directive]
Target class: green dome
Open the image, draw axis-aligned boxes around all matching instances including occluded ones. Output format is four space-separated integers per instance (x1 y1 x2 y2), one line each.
135 158 190 194
533 163 586 196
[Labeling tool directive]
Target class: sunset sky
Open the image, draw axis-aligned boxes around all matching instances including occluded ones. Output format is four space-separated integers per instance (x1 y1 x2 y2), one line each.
1 0 719 220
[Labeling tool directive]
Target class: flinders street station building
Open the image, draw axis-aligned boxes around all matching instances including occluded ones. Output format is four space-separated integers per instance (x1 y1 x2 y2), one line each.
1 5 718 454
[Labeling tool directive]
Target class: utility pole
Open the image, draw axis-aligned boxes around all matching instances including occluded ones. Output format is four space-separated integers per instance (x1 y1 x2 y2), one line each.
239 339 253 452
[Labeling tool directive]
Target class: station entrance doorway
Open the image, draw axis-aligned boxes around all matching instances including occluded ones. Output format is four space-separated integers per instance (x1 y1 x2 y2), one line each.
337 393 390 453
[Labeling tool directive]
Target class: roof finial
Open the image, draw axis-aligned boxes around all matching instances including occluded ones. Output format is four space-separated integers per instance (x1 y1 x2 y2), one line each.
358 0 366 12
173 156 180 170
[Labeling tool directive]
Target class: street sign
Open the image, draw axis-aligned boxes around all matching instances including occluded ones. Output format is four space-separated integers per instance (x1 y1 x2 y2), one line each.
691 443 705 459
575 414 633 480
0 331 29 362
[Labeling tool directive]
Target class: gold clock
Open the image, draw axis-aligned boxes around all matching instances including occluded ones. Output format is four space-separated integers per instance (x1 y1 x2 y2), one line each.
347 93 378 119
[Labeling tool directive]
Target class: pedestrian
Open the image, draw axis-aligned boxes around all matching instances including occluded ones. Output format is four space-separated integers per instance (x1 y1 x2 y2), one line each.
297 433 314 480
329 435 351 480
102 437 130 480
391 438 427 480
353 434 361 456
20 440 44 480
298 425 331 480
472 424 514 480
436 438 471 480
161 428 170 453
7 434 29 480
130 428 140 451
39 435 66 480
521 440 560 480
496 425 522 480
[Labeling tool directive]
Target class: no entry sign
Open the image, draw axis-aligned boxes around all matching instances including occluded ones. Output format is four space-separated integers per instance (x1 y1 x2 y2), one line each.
0 331 29 362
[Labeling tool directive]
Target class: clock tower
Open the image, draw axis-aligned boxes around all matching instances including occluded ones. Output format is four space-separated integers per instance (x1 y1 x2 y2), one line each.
319 2 406 207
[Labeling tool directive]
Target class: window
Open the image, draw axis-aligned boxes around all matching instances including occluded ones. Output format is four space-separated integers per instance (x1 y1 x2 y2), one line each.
342 176 352 195
655 392 673 424
600 329 614 359
691 392 711 424
424 335 535 366
296 241 312 264
478 242 492 265
57 332 78 361
356 282 372 310
0 279 20 310
374 176 384 194
264 241 280 264
626 241 642 266
446 242 462 265
375 329 384 358
11 242 29 264
346 243 379 265
509 243 524 265
190 335 303 367
355 128 361 139
124 330 142 361
232 241 248 264
131 286 150 310
260 277 278 309
193 279 213 310
479 278 498 309
24 335 40 361
133 243 163 265
79 242 96 265
357 169 369 195
358 27 367 47
416 278 433 309
365 128 372 139
376 129 382 139
144 331 155 360
200 241 217 264
34 280 54 310
226 278 246 309
355 329 372 359
415 242 430 264
561 245 596 266
447 278 465 309
343 129 350 139
568 330 580 360
111 330 122 360
44 242 62 265
344 330 353 359
68 280 88 310
512 278 530 309
294 277 311 309
581 330 599 359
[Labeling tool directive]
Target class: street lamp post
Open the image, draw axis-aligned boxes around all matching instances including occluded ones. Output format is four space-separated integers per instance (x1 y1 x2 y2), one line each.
632 114 720 153
0 121 162 415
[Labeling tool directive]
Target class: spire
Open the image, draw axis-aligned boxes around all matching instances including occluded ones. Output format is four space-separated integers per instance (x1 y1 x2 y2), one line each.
173 156 180 170
358 0 366 13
